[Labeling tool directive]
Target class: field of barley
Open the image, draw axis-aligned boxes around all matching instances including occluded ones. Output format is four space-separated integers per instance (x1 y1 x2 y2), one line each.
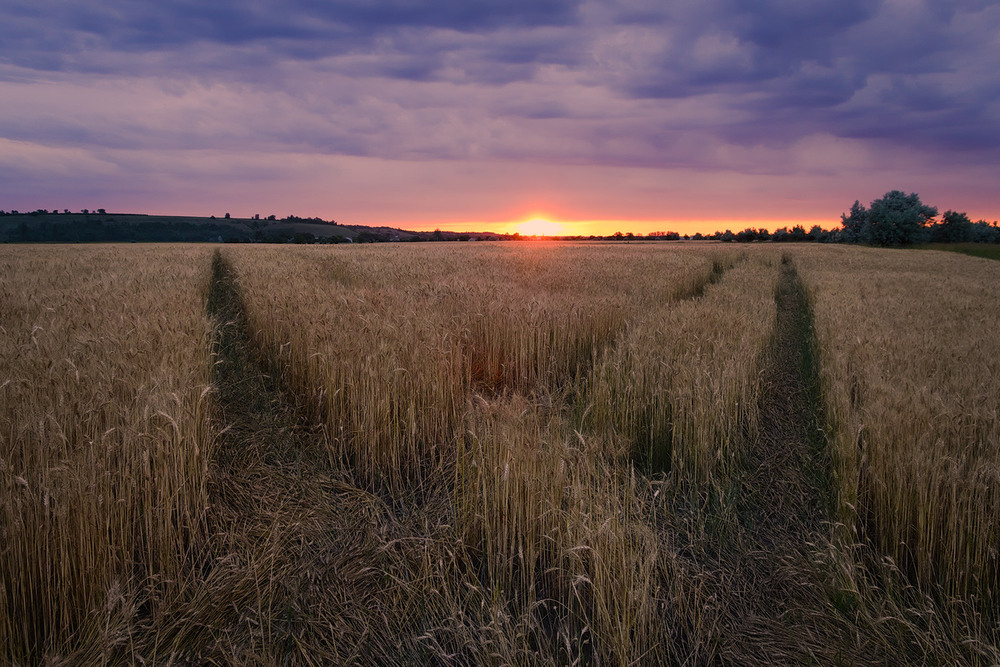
2 241 999 665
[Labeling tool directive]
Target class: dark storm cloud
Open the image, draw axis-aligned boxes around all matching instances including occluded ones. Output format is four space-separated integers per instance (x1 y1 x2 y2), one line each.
608 0 940 98
604 0 1000 155
0 0 579 73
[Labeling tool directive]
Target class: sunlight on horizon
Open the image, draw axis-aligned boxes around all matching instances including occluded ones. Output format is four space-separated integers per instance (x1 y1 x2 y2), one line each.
398 216 843 238
517 217 564 236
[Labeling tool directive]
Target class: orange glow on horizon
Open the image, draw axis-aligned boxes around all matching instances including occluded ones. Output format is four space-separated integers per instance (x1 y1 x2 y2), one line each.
398 217 838 238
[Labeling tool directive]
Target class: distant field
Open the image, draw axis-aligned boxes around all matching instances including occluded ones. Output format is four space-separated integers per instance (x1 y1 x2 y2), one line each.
919 242 1000 261
3 242 999 665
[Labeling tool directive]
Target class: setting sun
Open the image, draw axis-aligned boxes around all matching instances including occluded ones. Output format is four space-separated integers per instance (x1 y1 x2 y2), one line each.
517 217 563 236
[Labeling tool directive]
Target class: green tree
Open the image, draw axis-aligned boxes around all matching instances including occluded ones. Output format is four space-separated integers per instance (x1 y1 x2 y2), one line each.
840 200 868 243
808 225 827 242
935 210 972 243
969 220 1000 243
865 190 937 246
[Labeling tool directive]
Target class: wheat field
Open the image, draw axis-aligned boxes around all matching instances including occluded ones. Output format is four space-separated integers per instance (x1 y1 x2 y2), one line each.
0 245 216 662
2 241 998 664
795 245 1000 662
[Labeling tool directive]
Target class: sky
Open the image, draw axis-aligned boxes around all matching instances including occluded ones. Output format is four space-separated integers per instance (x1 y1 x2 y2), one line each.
1 0 999 236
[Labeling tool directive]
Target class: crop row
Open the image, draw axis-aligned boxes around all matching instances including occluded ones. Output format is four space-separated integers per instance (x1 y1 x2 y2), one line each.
3 243 999 663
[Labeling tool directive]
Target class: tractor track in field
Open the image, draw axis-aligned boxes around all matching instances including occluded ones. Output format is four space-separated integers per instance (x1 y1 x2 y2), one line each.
161 251 423 663
705 256 860 665
195 250 350 662
207 250 331 473
194 250 859 663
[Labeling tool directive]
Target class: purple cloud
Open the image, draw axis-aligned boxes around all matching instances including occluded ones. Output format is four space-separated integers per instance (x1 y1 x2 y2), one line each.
0 0 998 225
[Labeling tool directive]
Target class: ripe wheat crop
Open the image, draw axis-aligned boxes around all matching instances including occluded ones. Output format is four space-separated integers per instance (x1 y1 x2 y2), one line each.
588 251 779 484
798 246 1000 602
4 241 999 665
220 242 731 662
0 245 216 661
223 242 717 490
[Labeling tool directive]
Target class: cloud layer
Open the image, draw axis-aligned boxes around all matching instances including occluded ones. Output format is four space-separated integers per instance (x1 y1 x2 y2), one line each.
2 0 998 228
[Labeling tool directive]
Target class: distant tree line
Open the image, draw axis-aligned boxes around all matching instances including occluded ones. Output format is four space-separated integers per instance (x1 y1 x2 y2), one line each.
5 192 996 246
716 191 999 246
0 208 107 216
0 210 515 244
7 219 243 243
